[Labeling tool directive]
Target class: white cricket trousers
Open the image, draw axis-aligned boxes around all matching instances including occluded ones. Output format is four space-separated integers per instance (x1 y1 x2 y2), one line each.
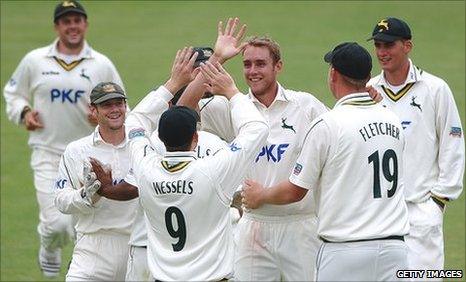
126 245 152 281
315 238 408 281
66 231 130 281
234 213 320 281
405 197 444 281
31 148 74 250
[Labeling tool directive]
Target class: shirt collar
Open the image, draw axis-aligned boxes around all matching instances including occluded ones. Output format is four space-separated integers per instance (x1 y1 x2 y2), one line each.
163 151 197 161
92 125 128 148
334 92 375 108
375 59 423 87
247 82 289 107
47 38 93 59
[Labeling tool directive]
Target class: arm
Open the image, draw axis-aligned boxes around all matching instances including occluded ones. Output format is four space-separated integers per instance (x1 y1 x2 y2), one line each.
89 157 139 200
201 62 269 199
431 81 465 202
3 54 43 130
54 151 94 214
177 17 246 109
126 47 199 135
242 179 308 209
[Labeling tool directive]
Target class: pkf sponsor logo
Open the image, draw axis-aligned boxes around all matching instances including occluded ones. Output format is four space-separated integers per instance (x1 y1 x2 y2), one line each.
50 88 86 103
255 143 289 163
55 179 67 189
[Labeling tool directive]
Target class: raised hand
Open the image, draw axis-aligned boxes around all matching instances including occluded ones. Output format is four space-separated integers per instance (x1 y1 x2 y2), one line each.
214 17 247 63
200 61 239 100
164 47 199 94
366 85 383 102
89 157 113 196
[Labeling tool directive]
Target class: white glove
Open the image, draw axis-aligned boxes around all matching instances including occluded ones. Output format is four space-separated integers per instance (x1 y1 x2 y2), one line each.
82 162 101 203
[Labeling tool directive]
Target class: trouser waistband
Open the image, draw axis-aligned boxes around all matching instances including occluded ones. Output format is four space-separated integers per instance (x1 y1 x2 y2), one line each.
320 235 405 243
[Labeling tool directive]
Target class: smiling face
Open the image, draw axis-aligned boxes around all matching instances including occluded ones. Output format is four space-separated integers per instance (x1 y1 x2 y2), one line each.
54 13 88 51
374 39 411 74
91 98 126 131
242 45 282 99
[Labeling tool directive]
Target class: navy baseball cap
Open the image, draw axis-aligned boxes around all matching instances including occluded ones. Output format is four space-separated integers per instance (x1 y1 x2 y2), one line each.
368 17 412 42
54 1 87 23
158 106 200 148
193 47 213 68
324 42 372 80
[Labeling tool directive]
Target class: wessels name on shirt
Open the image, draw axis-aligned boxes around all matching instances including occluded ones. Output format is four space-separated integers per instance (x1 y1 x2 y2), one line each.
152 180 194 195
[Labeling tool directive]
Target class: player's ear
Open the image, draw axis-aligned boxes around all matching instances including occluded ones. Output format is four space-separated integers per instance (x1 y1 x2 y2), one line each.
403 40 413 54
274 60 283 73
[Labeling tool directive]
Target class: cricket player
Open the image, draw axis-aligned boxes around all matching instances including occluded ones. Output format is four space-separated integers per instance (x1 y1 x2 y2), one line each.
127 61 269 281
53 82 136 281
2 1 124 276
242 42 410 281
367 17 465 275
178 18 328 281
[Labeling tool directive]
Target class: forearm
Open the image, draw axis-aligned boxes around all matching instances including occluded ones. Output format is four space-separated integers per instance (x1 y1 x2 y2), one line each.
177 54 223 108
98 181 138 201
54 187 93 214
262 181 308 205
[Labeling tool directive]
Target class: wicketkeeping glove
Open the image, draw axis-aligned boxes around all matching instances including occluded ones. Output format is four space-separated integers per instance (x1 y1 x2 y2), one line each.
82 162 101 203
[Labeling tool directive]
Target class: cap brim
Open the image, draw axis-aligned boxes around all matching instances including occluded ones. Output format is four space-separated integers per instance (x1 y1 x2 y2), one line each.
324 51 333 63
55 9 87 21
367 33 402 42
92 93 126 104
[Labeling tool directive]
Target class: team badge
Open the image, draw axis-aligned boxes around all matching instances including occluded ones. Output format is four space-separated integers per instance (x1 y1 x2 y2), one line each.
281 117 296 133
377 19 389 32
80 69 91 82
128 127 146 139
449 127 462 137
293 163 303 175
103 84 116 93
62 1 77 8
410 96 422 112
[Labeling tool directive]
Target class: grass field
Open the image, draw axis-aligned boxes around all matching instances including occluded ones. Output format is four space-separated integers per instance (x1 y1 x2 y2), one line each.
1 1 465 281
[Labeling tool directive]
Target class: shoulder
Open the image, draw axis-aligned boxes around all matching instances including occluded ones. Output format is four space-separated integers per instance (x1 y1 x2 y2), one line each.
89 48 116 66
283 87 329 117
368 73 383 86
198 131 227 145
418 69 450 90
21 45 50 63
64 134 93 156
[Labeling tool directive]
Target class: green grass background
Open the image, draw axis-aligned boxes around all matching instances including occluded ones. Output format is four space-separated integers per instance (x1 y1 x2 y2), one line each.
1 1 464 281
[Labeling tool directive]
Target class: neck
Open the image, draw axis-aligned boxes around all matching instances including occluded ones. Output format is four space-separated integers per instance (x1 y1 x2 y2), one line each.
56 40 84 56
99 126 125 146
254 82 279 108
333 85 366 100
384 59 410 86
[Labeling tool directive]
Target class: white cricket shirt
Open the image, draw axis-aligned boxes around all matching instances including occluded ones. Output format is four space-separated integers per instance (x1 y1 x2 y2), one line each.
3 39 124 154
290 93 410 242
127 130 228 247
130 93 269 281
200 83 328 216
54 126 137 235
368 60 464 203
